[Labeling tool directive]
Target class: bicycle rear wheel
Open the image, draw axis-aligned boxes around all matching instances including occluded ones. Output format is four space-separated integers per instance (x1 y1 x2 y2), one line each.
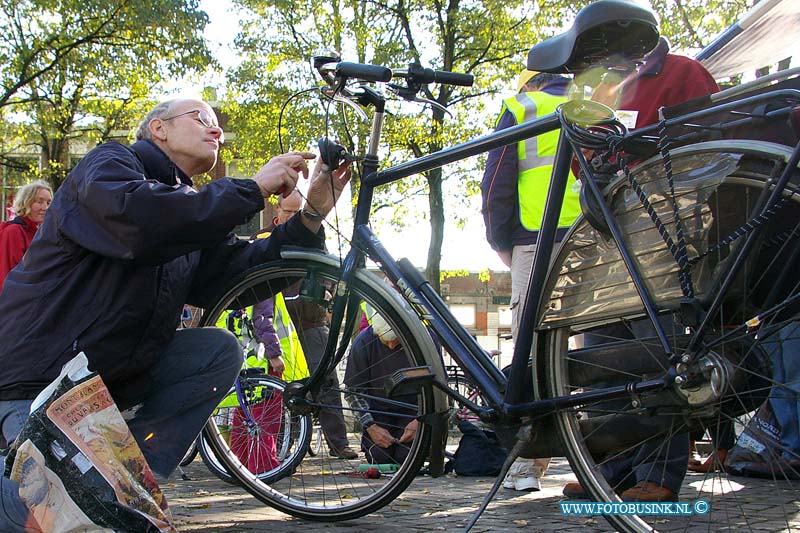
198 256 442 521
541 142 800 532
199 373 312 486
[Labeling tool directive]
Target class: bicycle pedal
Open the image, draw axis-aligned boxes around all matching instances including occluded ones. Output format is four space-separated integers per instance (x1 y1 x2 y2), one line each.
384 366 435 396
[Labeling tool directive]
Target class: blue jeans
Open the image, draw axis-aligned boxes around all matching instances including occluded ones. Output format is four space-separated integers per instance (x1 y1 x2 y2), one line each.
0 400 34 532
584 317 689 493
764 322 800 458
0 327 242 531
110 327 243 477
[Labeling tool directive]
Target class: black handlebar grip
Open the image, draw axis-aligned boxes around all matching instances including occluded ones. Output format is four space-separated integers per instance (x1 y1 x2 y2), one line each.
407 64 474 87
335 62 393 83
431 69 474 87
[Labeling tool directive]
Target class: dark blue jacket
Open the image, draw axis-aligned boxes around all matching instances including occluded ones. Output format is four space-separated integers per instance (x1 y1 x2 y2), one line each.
0 139 323 400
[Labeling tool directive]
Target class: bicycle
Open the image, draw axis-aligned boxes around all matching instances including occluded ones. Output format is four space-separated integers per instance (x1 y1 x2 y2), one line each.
196 4 800 530
195 309 313 486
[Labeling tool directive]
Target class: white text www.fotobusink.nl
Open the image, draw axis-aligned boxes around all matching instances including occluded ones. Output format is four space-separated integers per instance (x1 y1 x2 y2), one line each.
560 500 710 516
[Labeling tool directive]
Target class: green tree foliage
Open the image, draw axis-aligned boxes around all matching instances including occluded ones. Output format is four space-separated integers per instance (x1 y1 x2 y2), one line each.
227 0 748 286
0 0 214 190
228 0 556 288
652 0 751 50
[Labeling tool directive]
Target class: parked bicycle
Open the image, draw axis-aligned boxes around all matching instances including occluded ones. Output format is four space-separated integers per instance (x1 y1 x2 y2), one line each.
194 309 313 486
195 4 800 531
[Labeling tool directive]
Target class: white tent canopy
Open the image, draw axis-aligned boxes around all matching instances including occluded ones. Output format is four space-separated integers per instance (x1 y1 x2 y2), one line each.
697 0 800 78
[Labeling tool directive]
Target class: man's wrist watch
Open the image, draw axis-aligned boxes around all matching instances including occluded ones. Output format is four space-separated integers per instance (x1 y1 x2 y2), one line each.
300 207 324 222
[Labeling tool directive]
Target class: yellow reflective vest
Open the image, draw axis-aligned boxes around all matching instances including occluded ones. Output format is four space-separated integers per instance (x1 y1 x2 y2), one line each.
501 91 582 231
216 297 310 408
272 292 309 381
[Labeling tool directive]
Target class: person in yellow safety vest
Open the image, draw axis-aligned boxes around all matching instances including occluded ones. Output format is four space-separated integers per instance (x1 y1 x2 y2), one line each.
359 301 375 332
480 68 580 493
251 293 310 381
481 69 581 340
214 304 302 474
213 304 308 404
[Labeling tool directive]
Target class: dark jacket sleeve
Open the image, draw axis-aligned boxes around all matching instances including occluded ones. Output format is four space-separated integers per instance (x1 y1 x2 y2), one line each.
480 109 520 252
187 213 325 307
59 143 265 265
253 298 282 358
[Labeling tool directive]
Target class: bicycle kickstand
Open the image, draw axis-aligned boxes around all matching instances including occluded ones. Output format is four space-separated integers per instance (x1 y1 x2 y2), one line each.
461 425 532 533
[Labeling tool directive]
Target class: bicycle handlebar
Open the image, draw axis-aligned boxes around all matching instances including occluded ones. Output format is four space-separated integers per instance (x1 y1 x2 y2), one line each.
402 64 474 87
334 62 393 83
314 56 474 88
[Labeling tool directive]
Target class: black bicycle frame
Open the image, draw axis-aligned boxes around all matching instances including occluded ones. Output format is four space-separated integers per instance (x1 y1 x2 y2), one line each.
312 88 800 422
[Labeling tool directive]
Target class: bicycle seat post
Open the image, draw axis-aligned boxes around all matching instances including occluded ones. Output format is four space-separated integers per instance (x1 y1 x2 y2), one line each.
353 87 387 227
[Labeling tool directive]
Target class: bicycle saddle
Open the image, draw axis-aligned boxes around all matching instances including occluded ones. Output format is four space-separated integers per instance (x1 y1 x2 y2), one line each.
527 0 659 74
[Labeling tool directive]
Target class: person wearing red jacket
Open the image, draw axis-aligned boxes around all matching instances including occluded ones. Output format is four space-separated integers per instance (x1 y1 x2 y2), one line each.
0 180 52 290
600 36 719 130
563 36 720 503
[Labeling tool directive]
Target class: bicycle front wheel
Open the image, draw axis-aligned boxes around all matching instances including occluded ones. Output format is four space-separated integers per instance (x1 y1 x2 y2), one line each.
199 373 312 486
541 141 800 532
198 256 441 521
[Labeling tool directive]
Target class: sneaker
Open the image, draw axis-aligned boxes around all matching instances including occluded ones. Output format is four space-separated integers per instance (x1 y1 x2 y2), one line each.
502 474 516 489
514 475 541 492
331 446 359 460
620 481 678 502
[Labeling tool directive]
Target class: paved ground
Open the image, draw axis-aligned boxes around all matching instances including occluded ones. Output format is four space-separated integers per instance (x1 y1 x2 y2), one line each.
161 453 800 532
161 457 606 532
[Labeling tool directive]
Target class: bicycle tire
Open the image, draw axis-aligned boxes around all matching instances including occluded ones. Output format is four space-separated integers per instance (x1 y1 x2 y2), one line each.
178 438 199 467
198 374 312 486
198 257 442 521
306 423 323 457
541 141 800 532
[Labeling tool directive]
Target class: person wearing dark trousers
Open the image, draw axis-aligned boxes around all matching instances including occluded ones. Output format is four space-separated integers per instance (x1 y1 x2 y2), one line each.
343 314 419 464
0 98 350 531
557 2 719 504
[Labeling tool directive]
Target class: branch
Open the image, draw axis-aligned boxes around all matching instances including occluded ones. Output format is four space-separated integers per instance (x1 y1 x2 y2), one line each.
672 0 706 49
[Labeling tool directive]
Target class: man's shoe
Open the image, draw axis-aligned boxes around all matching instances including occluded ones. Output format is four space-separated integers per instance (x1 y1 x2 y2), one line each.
688 449 728 473
562 482 587 499
331 446 359 460
514 475 541 492
621 481 678 502
502 475 516 489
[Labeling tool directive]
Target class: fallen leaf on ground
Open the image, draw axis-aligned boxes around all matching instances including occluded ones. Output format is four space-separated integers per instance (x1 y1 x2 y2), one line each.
186 503 212 509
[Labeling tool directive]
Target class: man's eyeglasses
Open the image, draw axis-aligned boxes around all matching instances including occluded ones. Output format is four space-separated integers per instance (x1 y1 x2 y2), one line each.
162 109 224 143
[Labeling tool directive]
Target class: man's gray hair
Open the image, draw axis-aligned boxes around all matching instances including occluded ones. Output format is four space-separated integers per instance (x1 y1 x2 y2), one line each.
134 100 176 141
13 180 52 217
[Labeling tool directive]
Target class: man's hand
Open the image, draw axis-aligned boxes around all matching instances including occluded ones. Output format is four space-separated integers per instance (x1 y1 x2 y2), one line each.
366 423 397 449
399 419 418 444
251 152 315 198
268 355 285 375
299 158 352 232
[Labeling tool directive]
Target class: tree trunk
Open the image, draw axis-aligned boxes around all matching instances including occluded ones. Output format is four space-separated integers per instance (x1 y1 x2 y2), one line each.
425 103 447 292
426 166 444 292
41 136 70 192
